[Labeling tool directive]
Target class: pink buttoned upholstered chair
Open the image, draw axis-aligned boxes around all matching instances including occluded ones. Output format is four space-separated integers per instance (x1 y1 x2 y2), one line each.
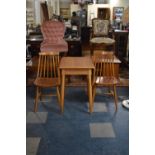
40 20 68 55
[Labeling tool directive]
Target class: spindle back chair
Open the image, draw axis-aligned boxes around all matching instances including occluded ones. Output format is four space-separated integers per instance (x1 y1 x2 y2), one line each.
92 52 119 111
33 52 61 112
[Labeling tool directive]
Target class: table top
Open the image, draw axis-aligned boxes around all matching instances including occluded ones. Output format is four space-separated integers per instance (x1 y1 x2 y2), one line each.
59 56 95 69
27 55 121 69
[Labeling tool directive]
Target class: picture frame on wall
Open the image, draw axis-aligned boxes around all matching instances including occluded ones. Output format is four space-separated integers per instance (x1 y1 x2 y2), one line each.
113 7 124 22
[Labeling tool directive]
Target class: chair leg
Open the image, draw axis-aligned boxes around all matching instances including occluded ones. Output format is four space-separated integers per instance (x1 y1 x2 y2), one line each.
39 88 42 101
34 87 39 112
56 86 61 107
92 85 96 103
113 85 118 111
108 86 111 94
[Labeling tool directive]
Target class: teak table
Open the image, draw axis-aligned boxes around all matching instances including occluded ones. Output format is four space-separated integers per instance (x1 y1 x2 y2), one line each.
59 56 95 113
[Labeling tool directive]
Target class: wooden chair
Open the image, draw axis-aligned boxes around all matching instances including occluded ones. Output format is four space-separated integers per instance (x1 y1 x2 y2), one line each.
92 52 119 111
33 52 61 112
90 18 115 55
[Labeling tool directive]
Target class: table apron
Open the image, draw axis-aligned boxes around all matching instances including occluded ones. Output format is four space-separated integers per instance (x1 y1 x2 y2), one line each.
61 69 92 75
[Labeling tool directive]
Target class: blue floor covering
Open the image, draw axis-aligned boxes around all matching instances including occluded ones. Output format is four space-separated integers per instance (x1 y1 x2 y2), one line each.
27 86 129 155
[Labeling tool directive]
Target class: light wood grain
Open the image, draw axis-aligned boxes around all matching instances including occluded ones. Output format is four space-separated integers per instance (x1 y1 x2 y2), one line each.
59 56 95 113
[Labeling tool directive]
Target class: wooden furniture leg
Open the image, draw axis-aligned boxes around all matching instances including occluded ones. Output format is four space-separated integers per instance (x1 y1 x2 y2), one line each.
113 85 118 111
92 85 96 103
90 43 94 55
61 73 65 113
56 86 61 107
87 71 93 113
34 87 39 112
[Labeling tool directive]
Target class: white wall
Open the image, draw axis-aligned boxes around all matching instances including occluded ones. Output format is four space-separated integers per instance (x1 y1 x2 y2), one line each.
110 0 129 9
34 0 41 24
50 0 60 15
60 0 71 8
70 4 82 16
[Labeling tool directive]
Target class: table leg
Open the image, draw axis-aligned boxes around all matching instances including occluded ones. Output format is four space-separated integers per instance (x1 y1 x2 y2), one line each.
87 71 93 113
61 73 65 113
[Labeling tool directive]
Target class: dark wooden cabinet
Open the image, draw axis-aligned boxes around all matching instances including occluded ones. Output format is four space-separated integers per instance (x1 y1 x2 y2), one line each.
66 38 82 56
81 26 91 43
114 30 129 58
26 34 43 56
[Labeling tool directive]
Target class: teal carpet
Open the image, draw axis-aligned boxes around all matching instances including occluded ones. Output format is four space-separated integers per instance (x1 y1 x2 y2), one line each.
27 86 129 155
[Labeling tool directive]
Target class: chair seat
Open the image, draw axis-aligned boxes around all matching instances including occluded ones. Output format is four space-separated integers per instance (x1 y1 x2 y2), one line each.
34 77 60 87
90 37 115 45
95 76 119 85
40 41 68 52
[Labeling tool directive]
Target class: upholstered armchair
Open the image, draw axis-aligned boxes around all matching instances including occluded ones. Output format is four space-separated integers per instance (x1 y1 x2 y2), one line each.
40 20 68 54
90 18 115 55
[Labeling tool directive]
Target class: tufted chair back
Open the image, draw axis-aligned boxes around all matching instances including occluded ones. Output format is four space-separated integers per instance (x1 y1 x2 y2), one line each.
40 20 68 53
41 20 65 43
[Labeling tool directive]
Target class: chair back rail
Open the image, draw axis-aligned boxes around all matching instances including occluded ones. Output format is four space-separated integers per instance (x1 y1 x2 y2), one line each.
37 52 59 78
34 51 61 112
93 52 115 77
92 52 118 111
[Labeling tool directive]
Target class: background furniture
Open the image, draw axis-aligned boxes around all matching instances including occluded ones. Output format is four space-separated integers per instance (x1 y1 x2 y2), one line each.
114 30 129 65
90 18 115 55
92 52 119 111
26 0 35 26
59 56 95 113
97 8 110 20
65 37 82 56
40 1 49 22
60 8 70 19
26 34 43 56
113 7 124 21
33 52 61 112
40 20 68 54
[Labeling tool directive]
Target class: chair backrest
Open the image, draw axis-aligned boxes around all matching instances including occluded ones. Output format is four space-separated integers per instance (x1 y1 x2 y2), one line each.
41 20 65 43
37 52 60 78
93 52 115 77
92 18 109 37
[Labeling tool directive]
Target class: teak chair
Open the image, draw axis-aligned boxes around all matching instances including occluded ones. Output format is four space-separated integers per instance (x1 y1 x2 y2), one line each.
90 18 115 55
33 52 61 112
92 52 119 111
